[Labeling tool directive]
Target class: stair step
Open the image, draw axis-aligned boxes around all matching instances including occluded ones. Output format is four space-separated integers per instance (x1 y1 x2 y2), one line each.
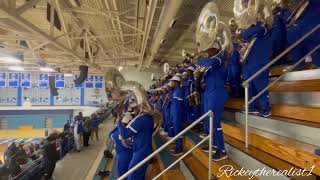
270 79 320 92
183 154 208 180
153 134 186 180
225 99 320 124
224 135 317 179
184 132 258 180
221 122 320 176
228 111 320 146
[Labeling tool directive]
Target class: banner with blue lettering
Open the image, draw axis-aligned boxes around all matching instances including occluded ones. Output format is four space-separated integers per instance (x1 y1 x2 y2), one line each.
8 72 19 87
95 76 103 89
39 73 49 88
20 73 31 88
0 72 6 87
85 75 94 88
74 75 83 88
55 74 65 88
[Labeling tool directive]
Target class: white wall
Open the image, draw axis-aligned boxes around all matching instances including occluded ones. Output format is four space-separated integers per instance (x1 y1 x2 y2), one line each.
72 106 100 119
120 67 163 89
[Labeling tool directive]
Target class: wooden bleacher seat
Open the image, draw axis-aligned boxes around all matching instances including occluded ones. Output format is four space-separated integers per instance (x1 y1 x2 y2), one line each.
184 132 258 180
224 135 317 179
221 122 320 176
225 98 320 125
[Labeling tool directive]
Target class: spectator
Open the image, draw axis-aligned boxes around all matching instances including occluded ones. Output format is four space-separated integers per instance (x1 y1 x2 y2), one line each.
83 117 92 147
43 135 60 180
73 116 84 152
91 113 100 141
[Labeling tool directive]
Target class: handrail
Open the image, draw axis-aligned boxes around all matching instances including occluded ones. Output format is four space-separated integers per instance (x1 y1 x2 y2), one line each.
242 24 320 148
242 24 320 86
118 110 214 180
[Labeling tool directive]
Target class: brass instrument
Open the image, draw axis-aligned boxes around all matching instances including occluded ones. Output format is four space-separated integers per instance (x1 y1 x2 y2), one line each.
286 0 309 26
233 0 274 64
196 2 233 54
105 68 162 136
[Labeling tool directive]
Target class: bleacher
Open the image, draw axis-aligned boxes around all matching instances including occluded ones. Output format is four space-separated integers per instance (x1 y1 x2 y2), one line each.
100 65 320 179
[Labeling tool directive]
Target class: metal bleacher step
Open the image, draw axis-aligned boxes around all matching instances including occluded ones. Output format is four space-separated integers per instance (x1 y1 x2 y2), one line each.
152 133 189 180
184 131 257 180
221 121 320 176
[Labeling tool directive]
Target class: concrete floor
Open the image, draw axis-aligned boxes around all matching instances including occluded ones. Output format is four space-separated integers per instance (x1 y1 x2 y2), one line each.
53 118 115 180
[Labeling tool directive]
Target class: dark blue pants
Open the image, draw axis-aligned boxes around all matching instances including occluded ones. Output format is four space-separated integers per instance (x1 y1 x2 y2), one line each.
243 67 270 113
117 154 132 177
227 65 242 97
128 152 150 180
205 88 228 151
172 114 183 152
287 25 320 69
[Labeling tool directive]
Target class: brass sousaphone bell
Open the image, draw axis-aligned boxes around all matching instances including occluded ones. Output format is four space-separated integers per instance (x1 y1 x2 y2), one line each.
196 2 233 55
233 0 274 64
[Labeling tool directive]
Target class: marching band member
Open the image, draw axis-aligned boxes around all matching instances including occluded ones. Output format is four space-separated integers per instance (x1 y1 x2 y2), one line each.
226 43 242 98
117 102 154 180
196 44 229 161
287 0 320 69
181 71 191 123
240 20 272 117
169 75 184 156
109 111 133 178
271 5 290 64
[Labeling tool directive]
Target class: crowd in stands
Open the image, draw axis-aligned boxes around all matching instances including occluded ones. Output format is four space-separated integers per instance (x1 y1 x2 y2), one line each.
0 106 112 180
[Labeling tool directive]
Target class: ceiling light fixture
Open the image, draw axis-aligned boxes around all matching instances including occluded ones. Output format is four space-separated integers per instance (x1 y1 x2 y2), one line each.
8 66 24 71
118 66 123 71
64 73 74 77
40 67 55 72
0 54 23 64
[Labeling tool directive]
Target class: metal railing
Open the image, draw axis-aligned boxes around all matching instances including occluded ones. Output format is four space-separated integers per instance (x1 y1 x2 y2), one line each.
242 24 320 148
118 111 214 180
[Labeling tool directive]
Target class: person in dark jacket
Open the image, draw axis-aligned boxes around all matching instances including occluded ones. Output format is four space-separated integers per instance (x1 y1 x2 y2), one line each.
91 113 100 141
83 117 92 147
43 135 60 180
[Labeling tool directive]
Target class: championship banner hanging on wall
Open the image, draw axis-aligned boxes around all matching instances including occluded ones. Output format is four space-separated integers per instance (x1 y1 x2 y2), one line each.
20 73 31 88
0 72 6 87
95 75 103 89
74 75 83 88
55 74 65 88
85 75 94 88
8 72 19 87
39 73 49 88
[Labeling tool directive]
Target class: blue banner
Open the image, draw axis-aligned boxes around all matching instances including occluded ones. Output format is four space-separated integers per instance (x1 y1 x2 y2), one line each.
95 76 103 89
85 75 94 88
0 72 6 87
20 73 31 88
8 72 19 87
55 74 65 88
39 73 49 88
74 75 83 88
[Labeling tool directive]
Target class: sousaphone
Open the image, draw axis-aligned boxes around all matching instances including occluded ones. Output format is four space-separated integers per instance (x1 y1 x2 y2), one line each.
233 0 273 64
196 2 233 55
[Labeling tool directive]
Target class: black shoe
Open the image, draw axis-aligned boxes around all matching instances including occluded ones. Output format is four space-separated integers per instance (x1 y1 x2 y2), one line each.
171 150 183 156
212 150 228 161
169 147 176 152
104 150 113 158
97 170 110 177
201 146 217 153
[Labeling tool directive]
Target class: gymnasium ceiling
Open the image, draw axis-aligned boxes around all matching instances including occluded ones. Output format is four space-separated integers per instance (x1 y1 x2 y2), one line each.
0 0 234 74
